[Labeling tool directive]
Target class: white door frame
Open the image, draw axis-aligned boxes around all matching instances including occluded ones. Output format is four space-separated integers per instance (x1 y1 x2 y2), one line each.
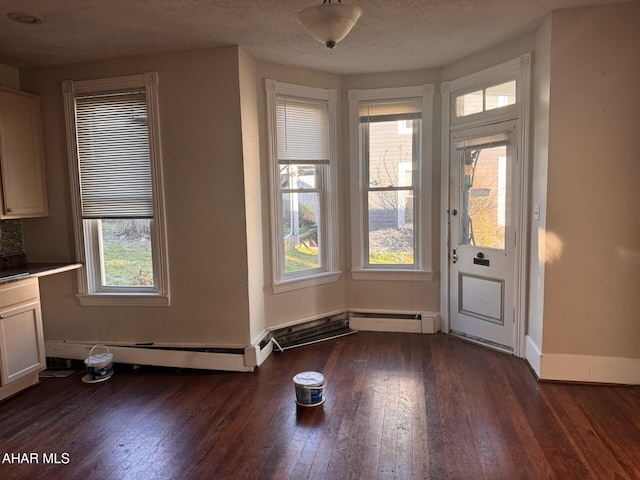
440 54 532 358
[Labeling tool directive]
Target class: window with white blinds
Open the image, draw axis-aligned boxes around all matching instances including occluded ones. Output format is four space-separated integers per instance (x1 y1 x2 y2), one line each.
266 79 340 293
75 90 153 219
63 73 170 306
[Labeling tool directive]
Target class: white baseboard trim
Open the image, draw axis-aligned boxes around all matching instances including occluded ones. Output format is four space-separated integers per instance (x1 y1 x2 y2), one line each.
525 335 541 378
46 341 255 373
540 353 640 385
349 311 440 334
421 312 440 334
349 316 422 333
246 330 274 368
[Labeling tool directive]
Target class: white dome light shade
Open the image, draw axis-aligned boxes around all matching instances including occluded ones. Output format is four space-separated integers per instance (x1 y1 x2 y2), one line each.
296 2 363 49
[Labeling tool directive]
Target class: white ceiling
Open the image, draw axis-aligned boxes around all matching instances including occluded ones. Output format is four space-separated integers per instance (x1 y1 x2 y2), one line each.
0 0 632 75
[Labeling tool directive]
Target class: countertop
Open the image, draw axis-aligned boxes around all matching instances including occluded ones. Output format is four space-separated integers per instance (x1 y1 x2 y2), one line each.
0 263 82 285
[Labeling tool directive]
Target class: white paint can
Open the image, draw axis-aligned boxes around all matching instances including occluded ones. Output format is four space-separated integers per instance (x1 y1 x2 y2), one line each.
293 371 326 407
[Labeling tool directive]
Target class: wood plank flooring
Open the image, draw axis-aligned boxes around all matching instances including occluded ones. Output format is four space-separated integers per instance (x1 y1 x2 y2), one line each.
0 332 638 479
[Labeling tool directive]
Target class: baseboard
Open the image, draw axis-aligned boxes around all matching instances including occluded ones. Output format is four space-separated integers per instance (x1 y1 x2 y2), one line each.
349 316 421 333
349 311 440 334
525 335 541 378
246 330 273 368
540 352 640 385
421 312 440 334
46 341 255 373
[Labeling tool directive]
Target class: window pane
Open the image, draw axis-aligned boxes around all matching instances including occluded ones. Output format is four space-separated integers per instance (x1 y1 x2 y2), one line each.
455 90 483 117
367 120 415 187
485 81 516 111
367 190 414 265
280 164 321 190
460 146 507 249
100 219 154 286
282 192 321 273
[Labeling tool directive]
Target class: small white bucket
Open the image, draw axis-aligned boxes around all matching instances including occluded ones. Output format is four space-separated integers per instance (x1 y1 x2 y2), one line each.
293 371 326 407
84 344 114 380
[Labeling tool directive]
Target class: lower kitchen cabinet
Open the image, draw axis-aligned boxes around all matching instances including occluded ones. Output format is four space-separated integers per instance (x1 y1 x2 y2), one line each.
0 278 46 401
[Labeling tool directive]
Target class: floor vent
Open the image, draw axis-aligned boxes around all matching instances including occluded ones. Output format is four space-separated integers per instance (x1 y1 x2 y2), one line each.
271 313 355 351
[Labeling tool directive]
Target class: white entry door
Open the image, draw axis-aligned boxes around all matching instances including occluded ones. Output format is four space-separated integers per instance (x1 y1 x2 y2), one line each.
449 121 518 352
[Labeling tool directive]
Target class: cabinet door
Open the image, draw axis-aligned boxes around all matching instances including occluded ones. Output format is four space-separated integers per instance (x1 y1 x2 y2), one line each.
0 301 46 386
0 88 49 218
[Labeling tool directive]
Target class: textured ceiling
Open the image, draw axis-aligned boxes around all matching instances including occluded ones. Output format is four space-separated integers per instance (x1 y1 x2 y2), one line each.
0 0 633 74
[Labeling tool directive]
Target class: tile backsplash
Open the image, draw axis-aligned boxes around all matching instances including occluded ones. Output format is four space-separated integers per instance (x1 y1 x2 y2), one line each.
0 219 25 257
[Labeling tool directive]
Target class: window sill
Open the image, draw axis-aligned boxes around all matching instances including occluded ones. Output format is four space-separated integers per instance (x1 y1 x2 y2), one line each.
77 293 171 307
351 269 433 281
273 271 342 294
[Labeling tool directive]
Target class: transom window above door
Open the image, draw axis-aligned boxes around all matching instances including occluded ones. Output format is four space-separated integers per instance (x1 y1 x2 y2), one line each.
455 80 516 118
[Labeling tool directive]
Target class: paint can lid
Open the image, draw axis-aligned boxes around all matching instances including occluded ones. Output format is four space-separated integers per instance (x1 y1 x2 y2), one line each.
293 371 325 387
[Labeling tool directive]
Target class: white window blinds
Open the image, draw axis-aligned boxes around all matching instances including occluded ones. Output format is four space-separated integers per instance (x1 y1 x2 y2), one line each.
75 90 153 219
276 96 329 164
359 97 422 122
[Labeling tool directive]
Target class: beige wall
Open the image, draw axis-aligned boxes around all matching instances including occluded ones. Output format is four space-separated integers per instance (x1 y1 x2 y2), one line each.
0 63 20 89
442 33 535 82
238 48 267 342
543 3 640 358
21 47 253 347
528 15 552 350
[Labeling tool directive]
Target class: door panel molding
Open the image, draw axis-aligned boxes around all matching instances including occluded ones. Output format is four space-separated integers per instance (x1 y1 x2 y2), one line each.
459 273 505 325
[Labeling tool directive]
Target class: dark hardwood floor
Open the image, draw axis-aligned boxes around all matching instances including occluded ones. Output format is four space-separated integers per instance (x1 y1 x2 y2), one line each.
1 332 639 479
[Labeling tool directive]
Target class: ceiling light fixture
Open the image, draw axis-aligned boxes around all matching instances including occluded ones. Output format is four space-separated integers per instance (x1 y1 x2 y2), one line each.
7 12 44 25
296 0 363 49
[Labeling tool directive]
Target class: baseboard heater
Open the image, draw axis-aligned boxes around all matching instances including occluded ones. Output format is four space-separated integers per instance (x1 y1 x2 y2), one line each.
271 312 355 351
45 340 255 373
349 310 439 334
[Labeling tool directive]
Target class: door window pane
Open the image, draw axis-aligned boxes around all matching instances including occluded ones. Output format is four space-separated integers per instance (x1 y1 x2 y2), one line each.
460 145 507 249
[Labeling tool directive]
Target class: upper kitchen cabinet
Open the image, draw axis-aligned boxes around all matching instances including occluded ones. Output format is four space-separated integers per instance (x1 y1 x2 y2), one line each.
0 86 48 218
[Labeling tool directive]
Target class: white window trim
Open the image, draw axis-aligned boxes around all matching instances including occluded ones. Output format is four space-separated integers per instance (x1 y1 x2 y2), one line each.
348 84 434 281
449 57 523 130
62 73 170 307
265 79 341 293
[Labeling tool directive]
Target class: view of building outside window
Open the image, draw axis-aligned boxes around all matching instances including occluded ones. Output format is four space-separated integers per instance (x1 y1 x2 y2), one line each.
366 117 417 265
